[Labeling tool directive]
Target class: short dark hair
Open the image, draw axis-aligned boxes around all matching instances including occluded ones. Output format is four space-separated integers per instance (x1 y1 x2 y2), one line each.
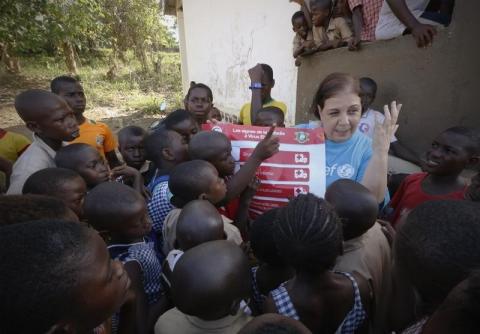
118 125 146 145
55 143 95 170
312 73 360 118
0 220 91 333
23 167 82 195
144 127 174 163
161 109 197 129
0 194 74 226
50 75 79 94
250 208 287 266
186 82 213 102
291 11 306 25
84 182 143 231
257 106 285 121
169 160 217 207
310 0 332 11
14 89 64 122
359 77 377 94
189 131 230 161
442 126 480 155
395 200 480 310
260 64 274 83
275 193 342 273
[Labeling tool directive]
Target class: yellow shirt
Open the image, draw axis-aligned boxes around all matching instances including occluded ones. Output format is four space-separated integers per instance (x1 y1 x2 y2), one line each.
0 129 31 162
69 119 117 157
239 100 287 125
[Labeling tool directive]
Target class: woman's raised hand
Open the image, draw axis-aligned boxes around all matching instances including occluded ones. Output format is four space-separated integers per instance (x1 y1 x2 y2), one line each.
372 101 401 155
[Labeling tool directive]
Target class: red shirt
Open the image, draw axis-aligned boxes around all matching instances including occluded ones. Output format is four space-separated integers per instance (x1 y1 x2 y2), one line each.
390 173 467 226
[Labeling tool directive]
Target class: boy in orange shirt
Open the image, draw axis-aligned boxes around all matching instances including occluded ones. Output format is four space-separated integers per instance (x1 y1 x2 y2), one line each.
51 76 121 168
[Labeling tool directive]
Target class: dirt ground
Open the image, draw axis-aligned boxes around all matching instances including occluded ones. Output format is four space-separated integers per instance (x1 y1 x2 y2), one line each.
0 73 163 137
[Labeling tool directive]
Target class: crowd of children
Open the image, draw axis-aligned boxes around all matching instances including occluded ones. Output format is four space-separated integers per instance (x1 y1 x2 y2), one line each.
0 63 479 334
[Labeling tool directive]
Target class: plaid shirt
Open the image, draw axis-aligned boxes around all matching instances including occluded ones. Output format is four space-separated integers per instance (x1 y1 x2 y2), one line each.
147 180 174 233
348 0 383 41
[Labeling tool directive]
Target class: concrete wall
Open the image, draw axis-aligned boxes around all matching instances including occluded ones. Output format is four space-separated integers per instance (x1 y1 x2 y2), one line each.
295 1 480 156
179 0 299 125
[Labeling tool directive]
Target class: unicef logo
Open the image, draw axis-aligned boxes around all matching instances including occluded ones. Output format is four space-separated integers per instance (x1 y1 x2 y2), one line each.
337 164 355 178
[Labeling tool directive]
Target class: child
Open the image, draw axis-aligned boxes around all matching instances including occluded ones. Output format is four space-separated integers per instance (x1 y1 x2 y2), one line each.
55 143 144 193
239 64 287 126
162 160 243 254
22 167 87 218
209 106 223 122
161 108 200 143
358 77 420 168
238 313 312 334
85 182 168 333
388 126 479 227
51 76 121 167
7 89 79 194
254 106 286 127
0 194 79 225
249 208 294 313
391 200 480 332
305 0 353 51
0 220 132 333
188 126 279 225
263 193 371 333
291 11 315 66
118 125 148 171
0 128 30 191
154 240 253 334
184 82 213 125
325 179 392 333
145 127 189 237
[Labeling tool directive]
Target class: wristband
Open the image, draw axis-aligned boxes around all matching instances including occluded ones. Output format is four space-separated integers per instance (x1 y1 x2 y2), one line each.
249 82 263 90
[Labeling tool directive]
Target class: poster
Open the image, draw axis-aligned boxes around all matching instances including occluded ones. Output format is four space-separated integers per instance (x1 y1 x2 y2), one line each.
203 123 326 217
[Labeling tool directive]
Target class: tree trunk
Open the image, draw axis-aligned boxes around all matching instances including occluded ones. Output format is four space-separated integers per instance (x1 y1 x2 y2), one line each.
62 41 78 74
1 43 21 74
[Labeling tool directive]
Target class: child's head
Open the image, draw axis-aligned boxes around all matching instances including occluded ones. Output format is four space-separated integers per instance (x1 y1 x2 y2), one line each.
23 167 87 218
171 240 250 320
161 108 199 143
291 11 309 40
144 127 189 169
176 200 225 251
189 131 235 177
51 75 86 116
250 208 287 267
423 127 480 177
15 89 79 141
118 125 147 170
85 182 150 239
0 220 129 333
259 64 275 103
275 193 342 274
359 77 377 113
325 179 378 240
184 82 213 124
313 73 361 142
169 160 227 208
209 106 223 122
238 313 312 334
310 0 332 27
255 106 285 127
55 143 109 189
0 194 79 225
394 200 480 311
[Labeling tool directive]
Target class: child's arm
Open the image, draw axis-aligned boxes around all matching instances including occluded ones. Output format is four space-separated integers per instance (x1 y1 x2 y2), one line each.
111 164 150 199
124 262 148 334
361 102 401 203
233 177 260 235
349 5 363 50
117 290 138 334
248 64 265 125
224 126 279 203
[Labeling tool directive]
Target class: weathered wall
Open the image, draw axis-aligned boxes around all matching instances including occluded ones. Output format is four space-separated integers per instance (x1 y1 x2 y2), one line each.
296 1 480 155
180 0 299 124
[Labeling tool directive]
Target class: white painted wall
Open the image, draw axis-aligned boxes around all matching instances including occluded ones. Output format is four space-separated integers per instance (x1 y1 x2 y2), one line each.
179 0 299 125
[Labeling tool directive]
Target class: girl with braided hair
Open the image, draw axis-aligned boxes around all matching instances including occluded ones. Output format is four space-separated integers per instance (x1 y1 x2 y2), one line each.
263 193 372 333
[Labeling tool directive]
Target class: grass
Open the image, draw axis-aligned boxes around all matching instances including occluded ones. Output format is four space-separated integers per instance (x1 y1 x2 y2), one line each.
1 50 183 115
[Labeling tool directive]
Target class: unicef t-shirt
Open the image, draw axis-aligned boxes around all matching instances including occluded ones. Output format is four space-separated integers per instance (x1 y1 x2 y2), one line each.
325 130 373 187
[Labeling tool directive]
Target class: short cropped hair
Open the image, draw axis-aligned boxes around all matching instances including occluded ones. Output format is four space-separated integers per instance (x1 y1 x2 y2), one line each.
55 143 94 170
0 220 91 333
144 127 174 162
442 126 480 155
162 109 197 129
0 194 74 226
291 11 306 24
118 125 146 144
186 82 213 102
23 167 82 195
50 75 79 94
